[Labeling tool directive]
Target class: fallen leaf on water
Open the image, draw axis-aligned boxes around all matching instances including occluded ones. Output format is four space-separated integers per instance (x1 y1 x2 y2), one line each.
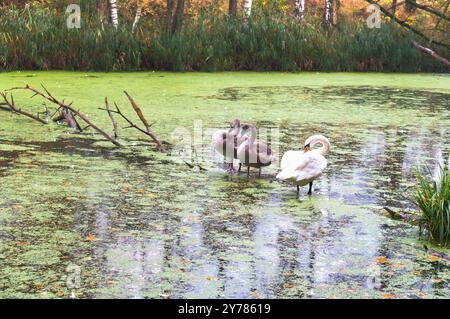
392 262 405 269
16 241 30 246
35 283 44 290
146 193 157 198
206 276 213 281
56 291 65 297
122 183 131 193
432 278 443 283
13 204 23 209
376 256 389 264
137 188 145 193
285 283 295 289
428 255 442 262
85 234 97 241
381 293 396 299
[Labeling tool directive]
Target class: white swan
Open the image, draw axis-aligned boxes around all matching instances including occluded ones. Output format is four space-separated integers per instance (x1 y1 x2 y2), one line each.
276 135 330 195
237 124 276 177
212 119 245 172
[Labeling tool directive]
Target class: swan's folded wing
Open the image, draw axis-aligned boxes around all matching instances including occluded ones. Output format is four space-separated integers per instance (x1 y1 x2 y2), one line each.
277 153 310 181
293 155 326 182
280 151 304 169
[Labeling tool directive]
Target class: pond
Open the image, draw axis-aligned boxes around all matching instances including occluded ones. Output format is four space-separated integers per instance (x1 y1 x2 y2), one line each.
0 72 449 299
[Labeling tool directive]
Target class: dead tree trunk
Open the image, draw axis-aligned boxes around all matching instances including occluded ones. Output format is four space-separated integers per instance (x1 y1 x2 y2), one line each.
171 0 185 34
391 0 398 15
229 0 237 17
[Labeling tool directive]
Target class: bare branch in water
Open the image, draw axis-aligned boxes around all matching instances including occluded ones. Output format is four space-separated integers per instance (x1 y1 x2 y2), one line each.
104 97 119 142
0 92 48 124
8 84 121 147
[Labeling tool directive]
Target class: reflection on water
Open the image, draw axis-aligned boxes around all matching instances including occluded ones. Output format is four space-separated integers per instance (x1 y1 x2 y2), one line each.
0 83 449 299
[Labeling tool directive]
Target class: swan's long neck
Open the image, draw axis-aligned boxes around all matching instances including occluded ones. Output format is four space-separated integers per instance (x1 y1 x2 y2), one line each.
307 135 330 156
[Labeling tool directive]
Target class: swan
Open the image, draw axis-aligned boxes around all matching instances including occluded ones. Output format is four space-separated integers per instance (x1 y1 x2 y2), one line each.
212 119 244 172
276 135 330 195
237 124 276 177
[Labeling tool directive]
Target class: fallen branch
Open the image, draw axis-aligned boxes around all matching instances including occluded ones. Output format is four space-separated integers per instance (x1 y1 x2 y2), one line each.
99 101 165 152
0 92 48 124
413 41 450 66
404 0 450 22
8 85 121 147
183 160 207 171
104 97 119 142
53 107 83 131
365 0 450 49
123 91 165 152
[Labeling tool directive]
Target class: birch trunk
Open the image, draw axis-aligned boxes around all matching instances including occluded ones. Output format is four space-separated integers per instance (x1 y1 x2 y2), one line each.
324 0 333 28
243 0 253 22
132 0 143 33
108 0 119 29
294 0 305 19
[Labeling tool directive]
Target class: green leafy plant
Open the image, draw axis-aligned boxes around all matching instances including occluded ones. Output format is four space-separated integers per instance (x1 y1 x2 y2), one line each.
415 164 450 246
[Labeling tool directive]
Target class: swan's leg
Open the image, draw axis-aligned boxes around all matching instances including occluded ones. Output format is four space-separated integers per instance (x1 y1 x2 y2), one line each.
238 163 242 173
247 166 250 177
307 182 313 195
297 185 300 194
258 168 261 177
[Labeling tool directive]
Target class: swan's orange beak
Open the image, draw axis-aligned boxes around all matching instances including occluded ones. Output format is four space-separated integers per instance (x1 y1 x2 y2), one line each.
303 145 310 153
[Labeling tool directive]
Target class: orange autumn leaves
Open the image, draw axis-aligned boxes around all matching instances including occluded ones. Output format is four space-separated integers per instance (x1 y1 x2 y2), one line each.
122 182 157 198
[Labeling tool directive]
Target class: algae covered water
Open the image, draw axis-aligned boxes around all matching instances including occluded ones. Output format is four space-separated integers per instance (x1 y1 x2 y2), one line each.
0 72 449 298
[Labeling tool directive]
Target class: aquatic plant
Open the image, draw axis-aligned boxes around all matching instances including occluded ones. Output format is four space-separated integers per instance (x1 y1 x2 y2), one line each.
415 164 450 246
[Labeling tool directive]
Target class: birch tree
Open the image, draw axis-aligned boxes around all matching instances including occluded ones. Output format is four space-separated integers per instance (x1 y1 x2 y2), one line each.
324 0 333 28
107 0 119 28
324 0 339 28
294 0 305 19
243 0 253 22
132 0 143 33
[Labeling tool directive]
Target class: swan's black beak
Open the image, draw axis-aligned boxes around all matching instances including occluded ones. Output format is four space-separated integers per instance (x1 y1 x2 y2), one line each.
303 144 311 152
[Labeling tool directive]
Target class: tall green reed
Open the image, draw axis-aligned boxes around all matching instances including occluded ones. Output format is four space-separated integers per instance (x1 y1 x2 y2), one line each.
415 165 450 246
0 4 447 72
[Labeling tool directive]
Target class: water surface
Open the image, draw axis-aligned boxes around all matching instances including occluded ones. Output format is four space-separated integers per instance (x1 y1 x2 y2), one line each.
0 72 449 298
